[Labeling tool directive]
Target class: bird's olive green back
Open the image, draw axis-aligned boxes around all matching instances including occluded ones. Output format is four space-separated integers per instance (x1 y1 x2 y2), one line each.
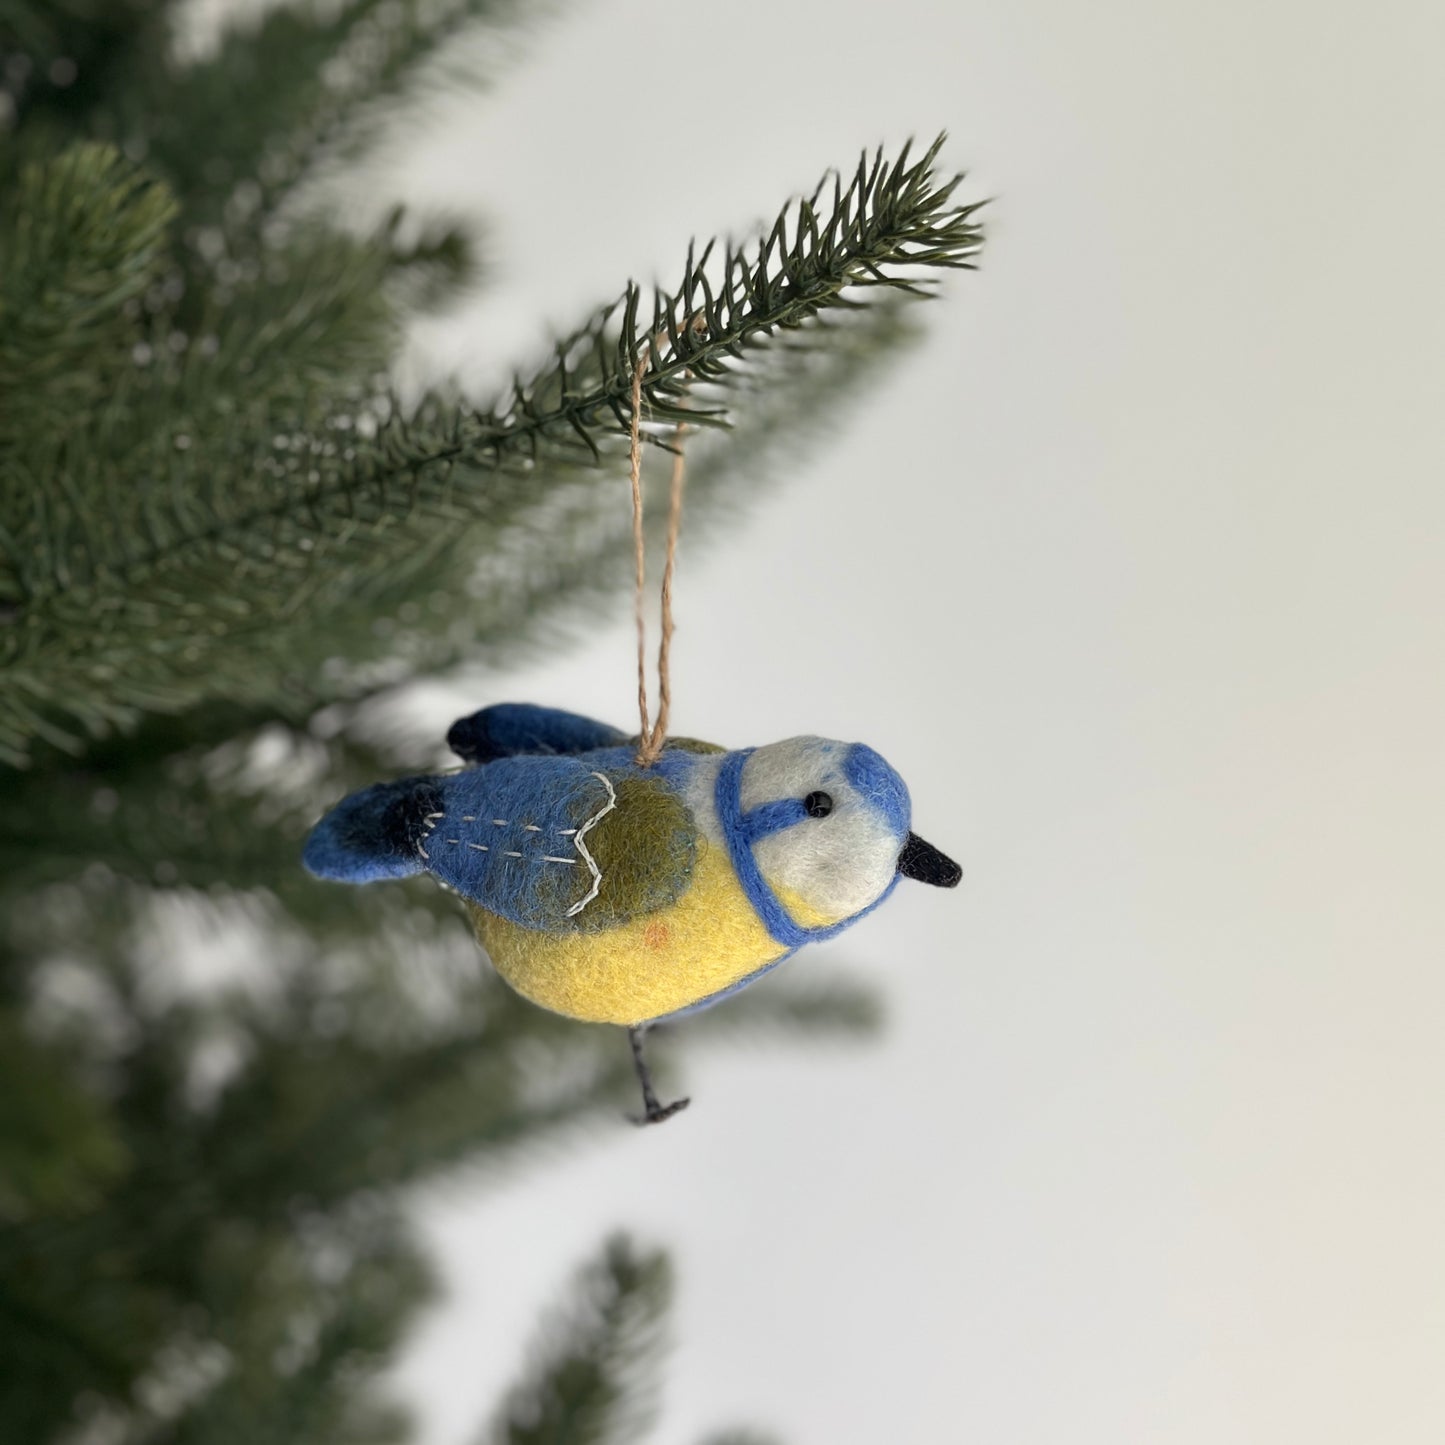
523 773 697 934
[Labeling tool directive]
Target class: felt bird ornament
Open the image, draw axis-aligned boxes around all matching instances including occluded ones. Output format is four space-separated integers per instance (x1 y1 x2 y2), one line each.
304 703 961 1122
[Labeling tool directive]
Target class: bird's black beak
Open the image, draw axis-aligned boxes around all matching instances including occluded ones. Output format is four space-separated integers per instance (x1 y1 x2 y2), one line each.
896 832 962 888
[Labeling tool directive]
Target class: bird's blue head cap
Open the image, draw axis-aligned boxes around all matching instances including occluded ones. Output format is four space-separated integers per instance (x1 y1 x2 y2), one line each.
716 736 961 944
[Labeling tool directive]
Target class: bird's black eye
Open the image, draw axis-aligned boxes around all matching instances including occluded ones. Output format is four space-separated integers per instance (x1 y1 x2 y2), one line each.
803 791 834 819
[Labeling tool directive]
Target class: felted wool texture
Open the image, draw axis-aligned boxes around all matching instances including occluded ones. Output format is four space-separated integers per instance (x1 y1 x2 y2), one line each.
896 832 964 888
572 775 697 931
731 737 912 923
303 775 441 883
447 702 727 768
447 703 627 765
467 836 792 1025
416 757 696 932
637 735 726 756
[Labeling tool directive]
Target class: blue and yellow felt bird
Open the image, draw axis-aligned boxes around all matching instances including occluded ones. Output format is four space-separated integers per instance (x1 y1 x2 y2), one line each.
304 703 960 1120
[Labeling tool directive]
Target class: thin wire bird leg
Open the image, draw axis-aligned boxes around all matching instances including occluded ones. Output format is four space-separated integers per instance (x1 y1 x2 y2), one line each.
627 1024 690 1125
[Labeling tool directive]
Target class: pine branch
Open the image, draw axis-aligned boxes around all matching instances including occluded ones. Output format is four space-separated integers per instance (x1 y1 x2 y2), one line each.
0 137 983 766
142 1210 432 1445
0 1009 128 1222
482 1236 672 1445
131 0 530 238
0 1189 431 1445
0 142 177 430
0 292 925 895
381 206 484 312
0 1 177 138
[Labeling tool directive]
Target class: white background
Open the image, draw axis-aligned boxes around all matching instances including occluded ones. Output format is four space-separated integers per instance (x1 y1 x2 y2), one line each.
362 1 1445 1440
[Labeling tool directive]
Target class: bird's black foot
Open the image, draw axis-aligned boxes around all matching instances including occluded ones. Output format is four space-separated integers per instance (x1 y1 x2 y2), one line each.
627 1025 690 1127
632 1095 691 1127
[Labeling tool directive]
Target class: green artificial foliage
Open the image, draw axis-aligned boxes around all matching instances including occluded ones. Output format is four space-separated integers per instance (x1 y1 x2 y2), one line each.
482 1236 790 1445
0 1 982 1441
0 129 980 764
0 141 176 427
482 1235 672 1445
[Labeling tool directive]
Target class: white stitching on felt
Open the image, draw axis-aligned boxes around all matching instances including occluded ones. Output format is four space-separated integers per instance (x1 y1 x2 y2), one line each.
417 810 444 861
566 771 617 917
428 804 592 873
457 838 568 863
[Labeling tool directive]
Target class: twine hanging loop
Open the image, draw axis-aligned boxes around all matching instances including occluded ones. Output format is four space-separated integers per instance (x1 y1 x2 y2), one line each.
628 333 689 768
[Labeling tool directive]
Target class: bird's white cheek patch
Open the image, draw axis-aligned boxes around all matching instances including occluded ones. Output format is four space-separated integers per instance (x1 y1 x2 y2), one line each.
754 811 900 922
738 736 838 811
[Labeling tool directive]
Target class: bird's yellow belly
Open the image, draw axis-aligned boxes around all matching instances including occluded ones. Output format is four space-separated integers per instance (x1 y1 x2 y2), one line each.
466 838 790 1025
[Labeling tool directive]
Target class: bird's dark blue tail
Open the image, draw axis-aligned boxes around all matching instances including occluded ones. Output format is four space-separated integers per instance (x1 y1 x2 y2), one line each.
302 775 444 883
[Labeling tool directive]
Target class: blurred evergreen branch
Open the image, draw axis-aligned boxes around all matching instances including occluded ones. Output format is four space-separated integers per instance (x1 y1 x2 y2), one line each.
0 132 979 765
482 1235 671 1445
0 845 872 1440
0 140 175 428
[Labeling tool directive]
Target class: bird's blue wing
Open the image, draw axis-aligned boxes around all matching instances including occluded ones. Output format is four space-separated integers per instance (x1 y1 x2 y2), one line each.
428 755 702 931
305 753 697 931
417 756 621 927
446 704 626 765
